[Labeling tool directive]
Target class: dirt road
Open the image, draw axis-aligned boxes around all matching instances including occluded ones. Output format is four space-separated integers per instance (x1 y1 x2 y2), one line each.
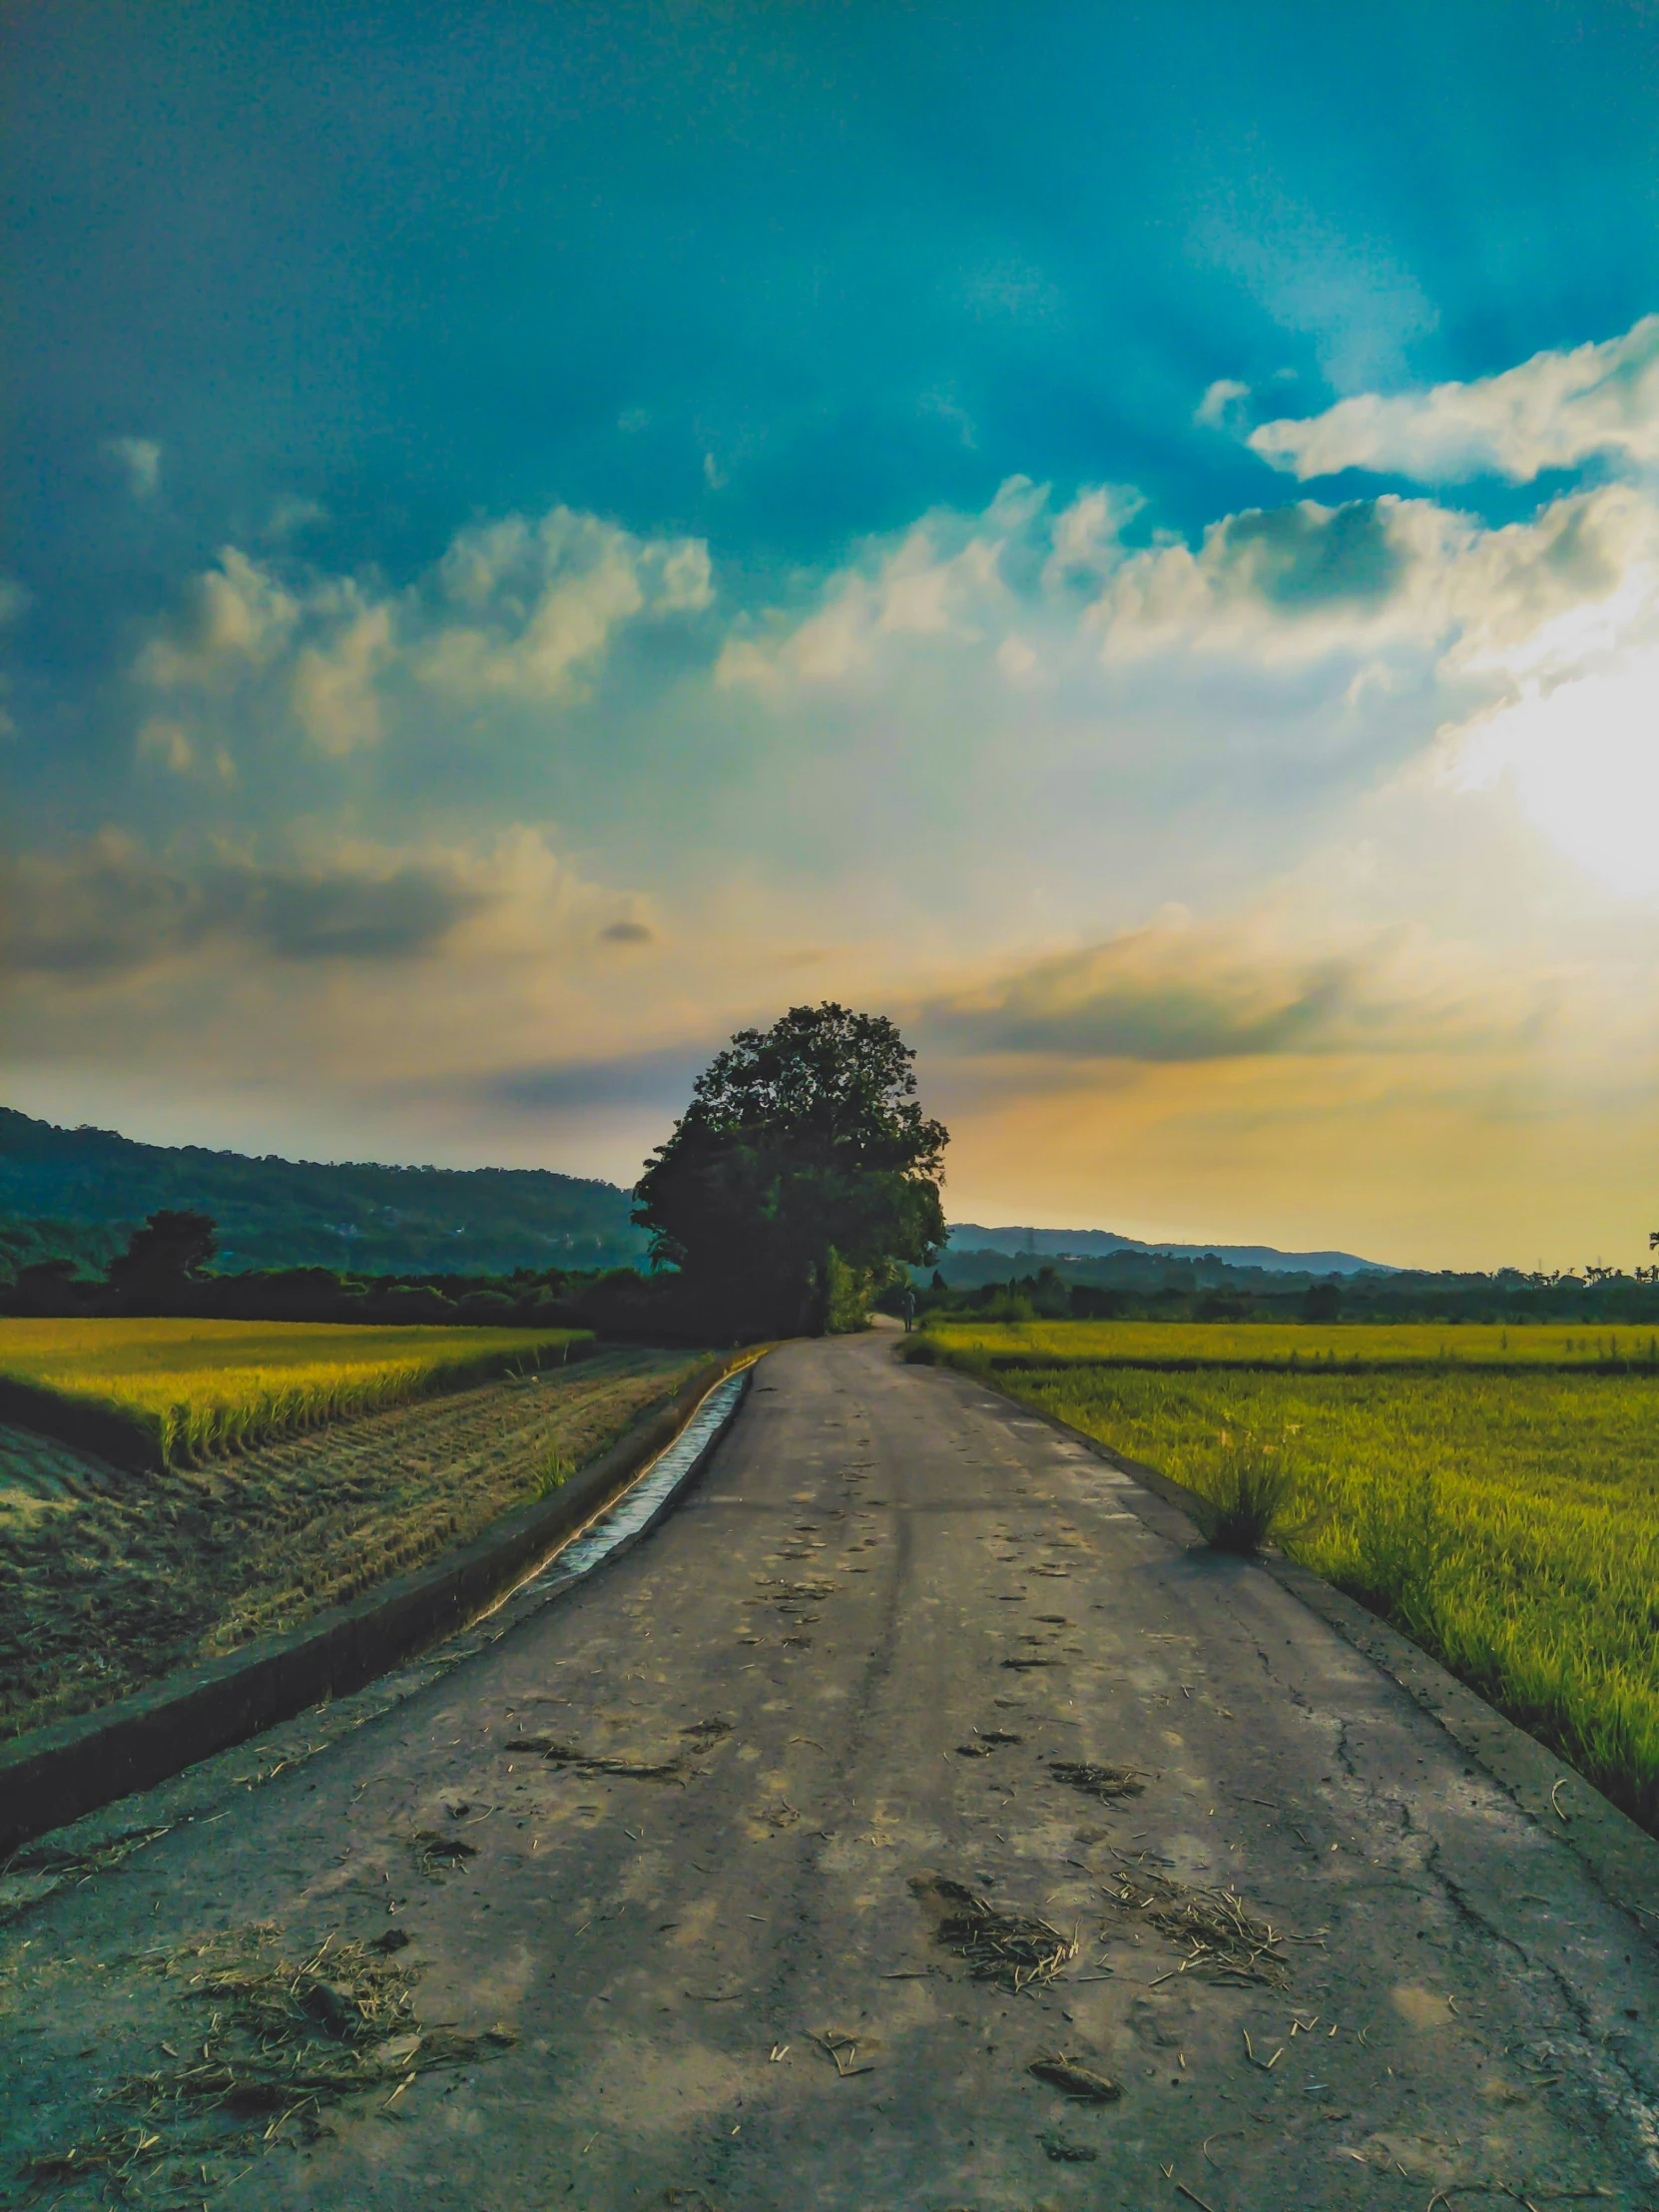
5 1330 1657 2209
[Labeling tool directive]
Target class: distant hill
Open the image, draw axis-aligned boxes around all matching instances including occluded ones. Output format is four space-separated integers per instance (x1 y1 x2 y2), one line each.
0 1108 647 1276
946 1222 1390 1277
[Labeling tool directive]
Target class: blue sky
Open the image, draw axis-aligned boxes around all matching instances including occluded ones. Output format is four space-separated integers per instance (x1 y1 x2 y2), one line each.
7 1 1659 1265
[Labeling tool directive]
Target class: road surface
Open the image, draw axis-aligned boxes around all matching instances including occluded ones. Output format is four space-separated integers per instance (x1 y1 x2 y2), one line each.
4 1329 1657 2209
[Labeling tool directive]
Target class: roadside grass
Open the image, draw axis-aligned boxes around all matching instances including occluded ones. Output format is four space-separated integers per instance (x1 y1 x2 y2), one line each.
0 1318 595 1467
929 1318 1659 1371
919 1325 1659 1837
1181 1435 1308 1556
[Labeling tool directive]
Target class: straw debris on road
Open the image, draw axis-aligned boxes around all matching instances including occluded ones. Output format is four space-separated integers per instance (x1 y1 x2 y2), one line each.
1100 1862 1291 1986
911 1874 1080 1991
27 1924 501 2200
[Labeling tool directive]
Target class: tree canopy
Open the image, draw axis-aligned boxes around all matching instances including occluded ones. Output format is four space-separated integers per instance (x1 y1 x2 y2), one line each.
632 1003 948 1336
106 1209 219 1299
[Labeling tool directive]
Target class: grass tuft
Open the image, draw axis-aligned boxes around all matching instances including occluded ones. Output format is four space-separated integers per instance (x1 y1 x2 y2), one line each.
1185 1433 1307 1555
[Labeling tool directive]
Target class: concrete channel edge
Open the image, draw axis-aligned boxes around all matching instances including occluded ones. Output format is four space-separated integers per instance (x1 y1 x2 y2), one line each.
0 1349 760 1858
937 1354 1659 1943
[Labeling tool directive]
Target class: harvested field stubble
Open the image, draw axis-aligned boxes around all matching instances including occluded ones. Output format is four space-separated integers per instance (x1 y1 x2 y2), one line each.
0 1316 595 1468
0 1348 701 1736
920 1323 1659 1838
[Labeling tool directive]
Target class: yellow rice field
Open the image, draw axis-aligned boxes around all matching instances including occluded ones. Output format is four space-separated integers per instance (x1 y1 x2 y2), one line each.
928 1318 1659 1368
0 1318 593 1466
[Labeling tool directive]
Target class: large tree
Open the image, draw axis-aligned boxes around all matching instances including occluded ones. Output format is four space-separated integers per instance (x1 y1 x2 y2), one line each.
106 1209 218 1304
633 1003 948 1336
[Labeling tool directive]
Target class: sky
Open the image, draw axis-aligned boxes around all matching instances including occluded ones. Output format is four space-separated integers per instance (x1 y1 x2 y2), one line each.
5 0 1659 1269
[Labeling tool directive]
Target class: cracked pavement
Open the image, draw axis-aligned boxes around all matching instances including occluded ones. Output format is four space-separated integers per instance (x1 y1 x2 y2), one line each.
3 1328 1656 2209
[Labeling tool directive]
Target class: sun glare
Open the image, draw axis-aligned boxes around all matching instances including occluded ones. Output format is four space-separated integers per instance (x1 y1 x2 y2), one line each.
1452 653 1659 897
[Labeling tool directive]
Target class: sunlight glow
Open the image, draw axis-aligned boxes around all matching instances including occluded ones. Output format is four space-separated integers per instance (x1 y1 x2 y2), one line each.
1451 653 1659 897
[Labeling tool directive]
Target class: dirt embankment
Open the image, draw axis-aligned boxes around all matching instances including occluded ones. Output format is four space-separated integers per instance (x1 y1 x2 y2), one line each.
0 1348 700 1738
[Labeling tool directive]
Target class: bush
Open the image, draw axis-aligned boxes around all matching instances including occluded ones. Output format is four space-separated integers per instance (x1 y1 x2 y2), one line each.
1186 1434 1306 1555
822 1247 872 1334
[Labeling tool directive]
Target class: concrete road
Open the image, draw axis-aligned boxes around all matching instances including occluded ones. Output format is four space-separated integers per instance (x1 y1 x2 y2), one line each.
5 1331 1658 2210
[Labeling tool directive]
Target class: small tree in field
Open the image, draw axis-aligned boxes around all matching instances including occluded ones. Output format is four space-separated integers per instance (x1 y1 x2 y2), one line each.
107 1209 218 1304
633 1003 948 1337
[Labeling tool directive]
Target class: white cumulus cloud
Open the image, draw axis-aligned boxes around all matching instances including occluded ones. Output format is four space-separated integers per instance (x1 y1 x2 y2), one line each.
1249 314 1659 483
131 502 715 759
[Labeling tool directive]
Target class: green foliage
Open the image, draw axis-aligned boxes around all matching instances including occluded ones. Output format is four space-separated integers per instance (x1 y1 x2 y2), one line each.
106 1209 218 1301
921 1317 1659 1369
0 1105 646 1275
1349 1467 1448 1641
822 1247 872 1335
0 1217 125 1282
1186 1433 1305 1555
633 1003 947 1337
921 1239 1659 1326
534 1448 571 1498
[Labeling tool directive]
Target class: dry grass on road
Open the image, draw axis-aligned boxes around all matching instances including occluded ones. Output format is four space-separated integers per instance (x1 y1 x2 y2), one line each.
0 1348 700 1739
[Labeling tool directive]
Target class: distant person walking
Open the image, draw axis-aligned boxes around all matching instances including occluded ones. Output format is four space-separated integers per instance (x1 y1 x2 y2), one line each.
901 1286 917 1333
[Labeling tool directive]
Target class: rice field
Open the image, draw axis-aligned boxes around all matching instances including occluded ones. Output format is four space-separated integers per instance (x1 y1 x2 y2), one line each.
0 1318 594 1467
921 1320 1659 1836
929 1318 1659 1369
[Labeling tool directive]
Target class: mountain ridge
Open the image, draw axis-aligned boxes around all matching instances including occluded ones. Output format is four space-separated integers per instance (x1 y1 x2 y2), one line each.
945 1222 1389 1276
0 1108 646 1276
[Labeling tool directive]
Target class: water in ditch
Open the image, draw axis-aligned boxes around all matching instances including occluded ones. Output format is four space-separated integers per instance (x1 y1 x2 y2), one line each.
508 1367 750 1603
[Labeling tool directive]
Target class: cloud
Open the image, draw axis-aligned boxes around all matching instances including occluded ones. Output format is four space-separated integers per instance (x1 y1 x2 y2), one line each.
104 435 162 500
0 578 31 628
921 913 1544 1063
1441 647 1659 899
1191 195 1437 392
136 719 194 774
1085 494 1424 672
1249 314 1659 483
266 496 325 540
417 506 711 703
131 503 715 759
0 833 492 979
137 548 299 690
291 593 392 754
715 476 1128 694
1196 377 1250 430
483 1044 707 1114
